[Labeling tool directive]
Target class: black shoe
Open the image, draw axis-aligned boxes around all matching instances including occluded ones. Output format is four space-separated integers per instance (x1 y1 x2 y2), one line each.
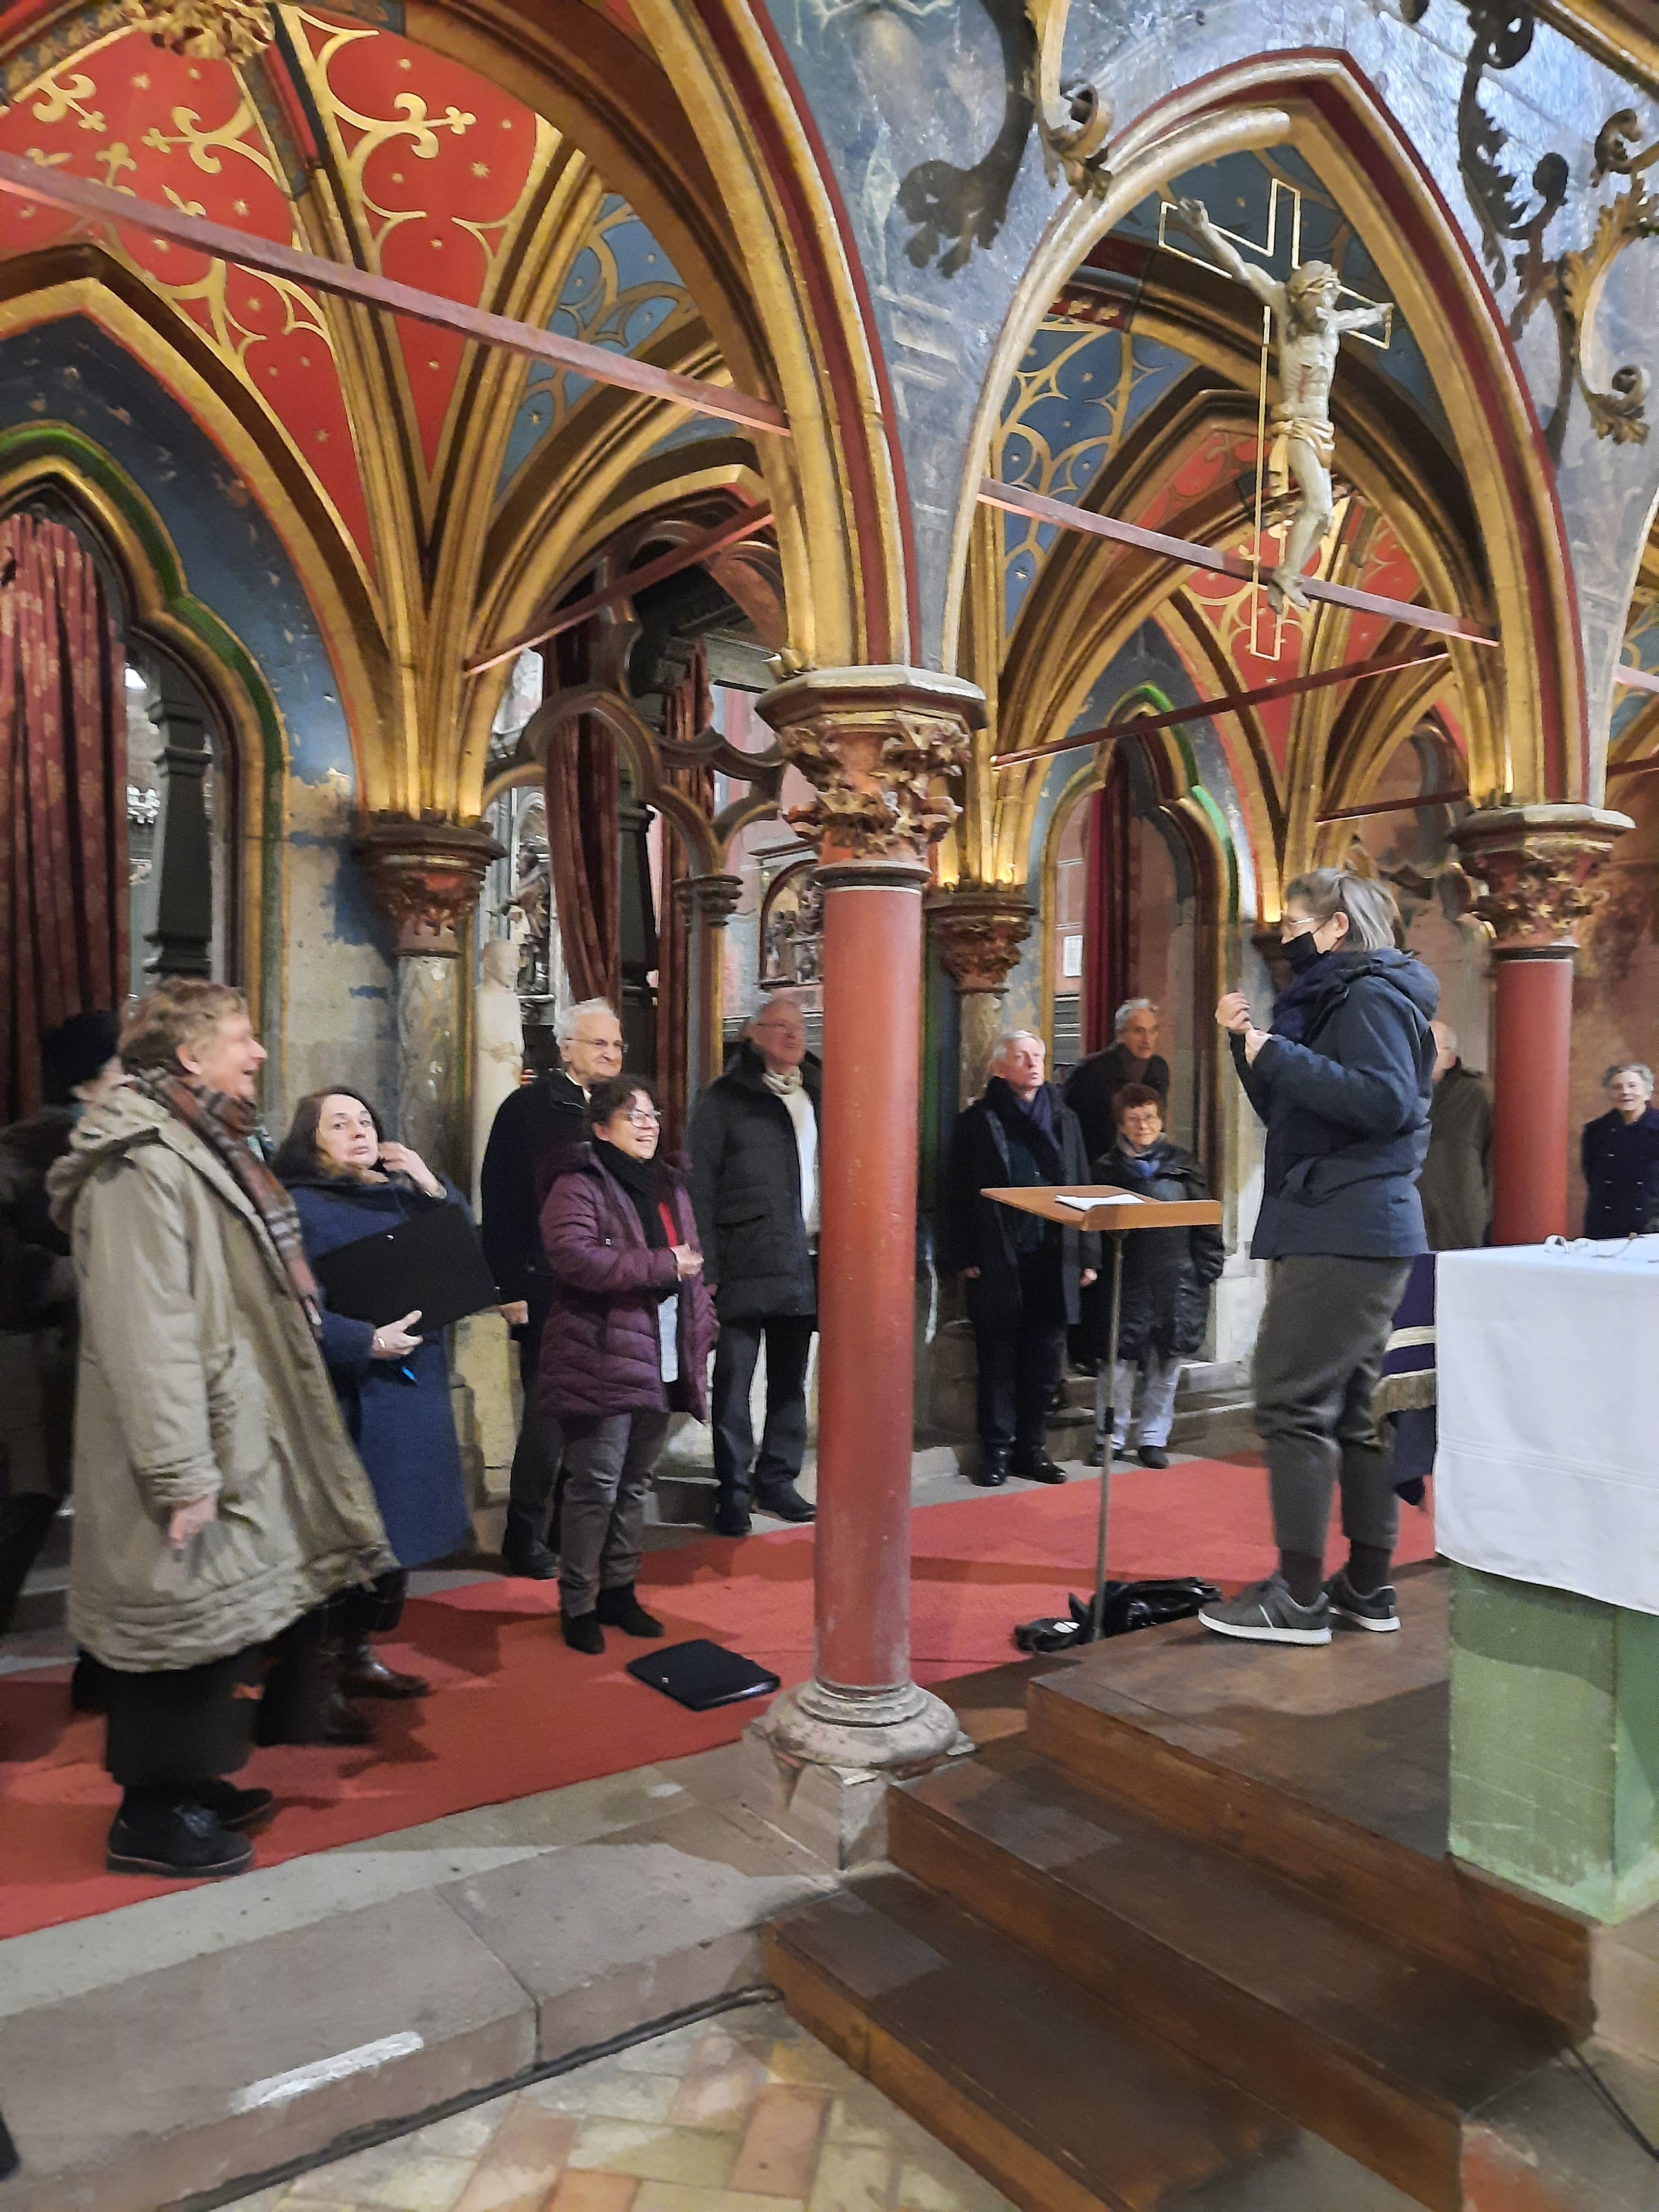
754 1480 816 1524
500 1534 559 1580
1011 1449 1067 1485
714 1504 753 1538
338 1642 429 1700
973 1446 1011 1489
1083 1440 1105 1468
107 1801 254 1879
561 1610 605 1655
1324 1568 1401 1634
1137 1444 1171 1469
594 1584 664 1638
191 1781 276 1832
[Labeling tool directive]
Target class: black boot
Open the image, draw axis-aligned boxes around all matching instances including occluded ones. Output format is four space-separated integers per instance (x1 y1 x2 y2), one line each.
714 1488 753 1538
337 1638 428 1700
500 1507 559 1580
561 1609 605 1655
0 1492 61 1637
594 1584 664 1638
1011 1445 1067 1485
107 1787 254 1879
753 1479 816 1524
974 1444 1011 1489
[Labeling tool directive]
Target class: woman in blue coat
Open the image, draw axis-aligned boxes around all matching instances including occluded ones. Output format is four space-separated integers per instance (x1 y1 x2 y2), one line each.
274 1091 472 1717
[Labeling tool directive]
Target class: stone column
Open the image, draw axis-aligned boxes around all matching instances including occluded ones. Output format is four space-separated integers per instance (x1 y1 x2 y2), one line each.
1450 805 1630 1244
926 885 1035 1108
143 663 215 979
743 665 983 1865
354 817 503 1180
674 871 743 1106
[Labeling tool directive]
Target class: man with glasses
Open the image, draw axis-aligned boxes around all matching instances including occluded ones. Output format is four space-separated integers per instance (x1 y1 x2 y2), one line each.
688 997 821 1535
482 998 623 1577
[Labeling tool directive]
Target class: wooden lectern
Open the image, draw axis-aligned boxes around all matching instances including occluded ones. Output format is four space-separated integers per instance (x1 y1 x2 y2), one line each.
980 1185 1225 1641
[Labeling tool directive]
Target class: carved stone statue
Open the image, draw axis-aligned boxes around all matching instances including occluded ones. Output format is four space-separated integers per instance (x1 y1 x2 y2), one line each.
1176 197 1387 612
472 935 524 1201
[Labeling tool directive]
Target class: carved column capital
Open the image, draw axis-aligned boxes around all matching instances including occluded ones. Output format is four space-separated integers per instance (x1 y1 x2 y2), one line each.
925 884 1035 993
123 0 275 63
354 815 504 958
758 666 984 867
671 870 744 927
1449 804 1632 954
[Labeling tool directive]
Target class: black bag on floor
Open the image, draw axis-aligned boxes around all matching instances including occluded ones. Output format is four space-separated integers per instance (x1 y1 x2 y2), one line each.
1013 1577 1220 1654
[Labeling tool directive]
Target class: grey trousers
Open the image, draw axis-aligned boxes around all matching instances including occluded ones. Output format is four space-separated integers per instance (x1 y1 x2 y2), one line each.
1252 1255 1412 1559
557 1409 671 1616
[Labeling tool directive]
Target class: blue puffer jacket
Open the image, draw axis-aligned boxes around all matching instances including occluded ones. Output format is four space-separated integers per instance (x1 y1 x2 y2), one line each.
1232 948 1439 1260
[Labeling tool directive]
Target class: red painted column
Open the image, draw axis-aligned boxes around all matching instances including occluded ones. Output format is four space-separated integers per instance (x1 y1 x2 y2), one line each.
1489 948 1575 1245
1452 805 1630 1249
814 859 926 1693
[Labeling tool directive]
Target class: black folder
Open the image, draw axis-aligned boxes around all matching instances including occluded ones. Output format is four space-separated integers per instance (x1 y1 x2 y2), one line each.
624 1639 781 1712
311 1202 501 1336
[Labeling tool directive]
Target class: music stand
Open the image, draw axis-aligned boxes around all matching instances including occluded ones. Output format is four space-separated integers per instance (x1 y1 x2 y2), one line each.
980 1185 1225 1641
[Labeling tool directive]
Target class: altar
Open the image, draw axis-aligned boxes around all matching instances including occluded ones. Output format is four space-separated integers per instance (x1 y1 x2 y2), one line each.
1436 1239 1659 1922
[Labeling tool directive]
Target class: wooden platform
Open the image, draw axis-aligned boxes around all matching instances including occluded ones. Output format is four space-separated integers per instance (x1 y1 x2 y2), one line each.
770 1567 1659 2212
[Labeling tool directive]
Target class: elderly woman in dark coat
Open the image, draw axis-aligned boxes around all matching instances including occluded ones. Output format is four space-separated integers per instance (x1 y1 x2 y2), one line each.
1580 1063 1659 1239
539 1074 718 1653
274 1091 472 1713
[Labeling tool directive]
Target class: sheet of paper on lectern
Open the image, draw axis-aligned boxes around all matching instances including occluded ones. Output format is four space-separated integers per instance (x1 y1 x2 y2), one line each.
1053 1191 1146 1212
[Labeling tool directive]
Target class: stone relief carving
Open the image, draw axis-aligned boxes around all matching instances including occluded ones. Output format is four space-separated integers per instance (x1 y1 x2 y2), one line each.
122 0 274 63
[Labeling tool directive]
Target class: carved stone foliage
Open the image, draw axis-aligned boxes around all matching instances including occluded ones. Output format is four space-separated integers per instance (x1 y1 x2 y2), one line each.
122 0 274 64
1453 1 1659 458
781 712 971 859
671 871 743 928
1449 804 1631 952
927 886 1035 993
356 816 504 958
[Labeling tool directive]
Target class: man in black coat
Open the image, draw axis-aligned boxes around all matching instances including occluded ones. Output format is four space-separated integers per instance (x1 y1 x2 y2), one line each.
481 998 622 1576
941 1031 1099 1488
1420 1021 1491 1250
688 997 820 1536
1064 998 1171 1165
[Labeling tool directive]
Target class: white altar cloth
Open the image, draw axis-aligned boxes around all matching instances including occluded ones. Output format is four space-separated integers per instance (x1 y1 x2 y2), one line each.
1436 1238 1659 1617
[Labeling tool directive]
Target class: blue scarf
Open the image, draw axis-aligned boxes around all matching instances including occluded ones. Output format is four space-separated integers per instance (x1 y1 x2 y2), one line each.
1269 948 1363 1044
985 1077 1064 1178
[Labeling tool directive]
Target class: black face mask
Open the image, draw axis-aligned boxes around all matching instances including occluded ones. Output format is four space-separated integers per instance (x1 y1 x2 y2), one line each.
1281 928 1324 974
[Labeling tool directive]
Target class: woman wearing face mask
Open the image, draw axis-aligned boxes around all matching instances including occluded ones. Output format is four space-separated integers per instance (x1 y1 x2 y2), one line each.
1200 869 1438 1647
273 1092 472 1724
1580 1063 1659 1240
538 1075 717 1654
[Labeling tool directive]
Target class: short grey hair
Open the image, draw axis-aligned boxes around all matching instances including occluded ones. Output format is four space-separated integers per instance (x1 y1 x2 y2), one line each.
1113 997 1157 1037
1603 1062 1656 1094
994 1029 1044 1059
1283 867 1401 953
750 994 805 1030
555 997 617 1046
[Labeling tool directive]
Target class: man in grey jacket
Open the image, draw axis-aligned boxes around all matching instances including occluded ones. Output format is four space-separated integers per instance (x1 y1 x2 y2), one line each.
688 997 820 1536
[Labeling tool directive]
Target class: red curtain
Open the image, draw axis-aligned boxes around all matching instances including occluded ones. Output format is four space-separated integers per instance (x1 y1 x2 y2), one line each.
1082 746 1135 1056
542 625 619 1010
0 512 127 1121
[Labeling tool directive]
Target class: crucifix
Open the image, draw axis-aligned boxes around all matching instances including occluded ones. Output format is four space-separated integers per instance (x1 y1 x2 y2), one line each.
1161 185 1394 628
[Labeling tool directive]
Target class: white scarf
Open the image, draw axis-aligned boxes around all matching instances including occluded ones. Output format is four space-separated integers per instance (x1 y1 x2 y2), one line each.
764 1065 819 1238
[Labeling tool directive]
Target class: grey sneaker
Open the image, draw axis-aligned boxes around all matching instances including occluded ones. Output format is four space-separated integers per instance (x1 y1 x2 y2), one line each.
1325 1569 1400 1633
1198 1575 1332 1646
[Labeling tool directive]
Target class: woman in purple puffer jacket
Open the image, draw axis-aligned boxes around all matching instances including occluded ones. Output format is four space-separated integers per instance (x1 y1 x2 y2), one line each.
538 1074 718 1653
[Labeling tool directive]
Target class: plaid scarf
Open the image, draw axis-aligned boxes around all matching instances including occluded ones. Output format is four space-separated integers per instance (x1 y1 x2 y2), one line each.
140 1070 322 1328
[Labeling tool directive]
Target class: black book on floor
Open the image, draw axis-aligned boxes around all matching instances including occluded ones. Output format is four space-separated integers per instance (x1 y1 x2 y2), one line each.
625 1639 780 1712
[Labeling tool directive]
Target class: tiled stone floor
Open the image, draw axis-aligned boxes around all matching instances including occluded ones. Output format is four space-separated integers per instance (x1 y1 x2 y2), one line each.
222 2001 1015 2212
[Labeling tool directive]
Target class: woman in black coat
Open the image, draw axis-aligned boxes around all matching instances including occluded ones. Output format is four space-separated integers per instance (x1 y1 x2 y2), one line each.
1078 1086 1224 1469
274 1091 473 1722
1582 1063 1659 1238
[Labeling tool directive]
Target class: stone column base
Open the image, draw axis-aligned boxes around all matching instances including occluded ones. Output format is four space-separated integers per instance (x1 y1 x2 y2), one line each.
740 1680 971 1868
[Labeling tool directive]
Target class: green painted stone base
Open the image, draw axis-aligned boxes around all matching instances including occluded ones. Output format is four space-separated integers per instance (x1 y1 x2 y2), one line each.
1449 1563 1659 1923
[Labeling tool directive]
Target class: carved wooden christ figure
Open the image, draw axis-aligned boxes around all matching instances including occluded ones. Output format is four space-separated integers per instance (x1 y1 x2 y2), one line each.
1176 197 1389 612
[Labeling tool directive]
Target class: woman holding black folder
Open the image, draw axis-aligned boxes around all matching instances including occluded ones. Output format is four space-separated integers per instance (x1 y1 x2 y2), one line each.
274 1091 472 1715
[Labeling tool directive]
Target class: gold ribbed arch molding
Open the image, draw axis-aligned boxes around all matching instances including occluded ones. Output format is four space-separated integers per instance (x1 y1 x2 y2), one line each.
951 62 1587 810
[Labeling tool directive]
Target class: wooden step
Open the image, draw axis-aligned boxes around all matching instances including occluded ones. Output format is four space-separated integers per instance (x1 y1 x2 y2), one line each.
1025 1575 1595 2036
767 1871 1427 2212
891 1744 1566 2212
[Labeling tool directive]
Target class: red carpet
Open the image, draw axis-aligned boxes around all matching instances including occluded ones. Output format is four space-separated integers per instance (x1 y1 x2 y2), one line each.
0 1457 1434 1938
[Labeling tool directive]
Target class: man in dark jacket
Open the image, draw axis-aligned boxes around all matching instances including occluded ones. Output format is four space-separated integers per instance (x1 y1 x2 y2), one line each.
1064 998 1171 1165
941 1031 1099 1488
1200 870 1437 1647
1082 1084 1225 1469
0 1011 123 1637
480 998 622 1576
688 997 821 1535
1419 1021 1491 1250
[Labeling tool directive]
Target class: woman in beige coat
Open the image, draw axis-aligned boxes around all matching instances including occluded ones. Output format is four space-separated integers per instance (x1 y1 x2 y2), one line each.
49 980 394 1880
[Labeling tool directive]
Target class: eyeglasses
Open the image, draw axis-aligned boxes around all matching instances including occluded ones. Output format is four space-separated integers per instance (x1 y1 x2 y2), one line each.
623 1108 661 1128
